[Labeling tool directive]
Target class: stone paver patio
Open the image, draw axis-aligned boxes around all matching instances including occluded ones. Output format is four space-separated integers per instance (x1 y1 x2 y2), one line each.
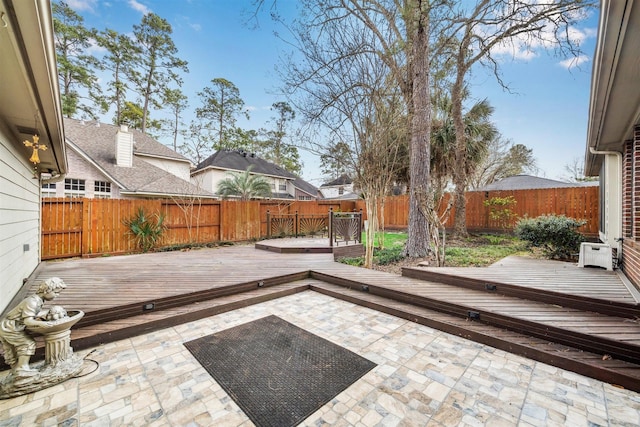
1 291 638 426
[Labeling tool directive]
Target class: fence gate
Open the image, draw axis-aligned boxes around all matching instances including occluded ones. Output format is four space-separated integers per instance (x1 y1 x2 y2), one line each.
328 209 362 246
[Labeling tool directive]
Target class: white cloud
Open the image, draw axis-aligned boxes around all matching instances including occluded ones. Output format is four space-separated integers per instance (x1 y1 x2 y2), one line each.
246 106 257 112
559 54 590 69
128 0 151 15
67 0 97 12
189 22 202 32
86 37 106 55
489 37 540 61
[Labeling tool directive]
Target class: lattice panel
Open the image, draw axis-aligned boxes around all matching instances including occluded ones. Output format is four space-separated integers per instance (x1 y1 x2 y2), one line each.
270 217 294 237
299 217 327 236
332 217 360 243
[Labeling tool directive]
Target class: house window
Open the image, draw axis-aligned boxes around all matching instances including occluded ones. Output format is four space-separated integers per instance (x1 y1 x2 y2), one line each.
42 182 56 197
94 181 112 199
298 195 312 201
279 183 287 191
271 183 276 190
64 178 85 198
338 186 344 195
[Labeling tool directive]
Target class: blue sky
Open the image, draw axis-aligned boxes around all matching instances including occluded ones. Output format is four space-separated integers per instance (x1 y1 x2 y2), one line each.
67 0 599 186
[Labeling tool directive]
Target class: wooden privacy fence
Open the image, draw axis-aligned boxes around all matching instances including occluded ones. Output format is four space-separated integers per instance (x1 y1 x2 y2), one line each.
354 186 599 236
42 186 598 259
41 198 356 260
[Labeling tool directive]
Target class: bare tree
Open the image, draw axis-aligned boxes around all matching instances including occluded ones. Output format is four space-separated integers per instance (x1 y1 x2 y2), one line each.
181 120 214 165
470 140 539 189
440 0 597 236
275 1 409 267
562 156 598 183
266 0 456 258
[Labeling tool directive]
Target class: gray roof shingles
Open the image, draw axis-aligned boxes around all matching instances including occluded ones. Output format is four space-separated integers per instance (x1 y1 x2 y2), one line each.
195 150 318 197
321 174 352 187
475 174 598 191
64 118 214 198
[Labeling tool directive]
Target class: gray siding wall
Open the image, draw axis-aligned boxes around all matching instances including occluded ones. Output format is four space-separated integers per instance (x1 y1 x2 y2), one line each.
0 123 41 313
45 148 122 199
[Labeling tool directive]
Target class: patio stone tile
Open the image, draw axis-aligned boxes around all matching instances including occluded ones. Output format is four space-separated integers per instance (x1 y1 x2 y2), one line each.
1 290 640 426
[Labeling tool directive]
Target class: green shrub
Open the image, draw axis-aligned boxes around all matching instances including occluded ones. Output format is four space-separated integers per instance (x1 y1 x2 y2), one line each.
339 257 364 266
514 214 586 260
124 207 166 252
374 246 405 265
483 196 518 230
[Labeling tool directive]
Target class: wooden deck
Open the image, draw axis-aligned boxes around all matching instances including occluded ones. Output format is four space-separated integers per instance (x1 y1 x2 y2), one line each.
413 255 640 304
7 244 640 392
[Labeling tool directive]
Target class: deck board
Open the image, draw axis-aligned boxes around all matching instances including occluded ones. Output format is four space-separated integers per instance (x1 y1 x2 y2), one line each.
416 255 639 304
12 242 640 392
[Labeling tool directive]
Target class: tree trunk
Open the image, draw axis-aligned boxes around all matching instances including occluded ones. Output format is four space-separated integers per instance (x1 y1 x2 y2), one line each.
403 0 431 258
451 64 468 237
364 195 378 269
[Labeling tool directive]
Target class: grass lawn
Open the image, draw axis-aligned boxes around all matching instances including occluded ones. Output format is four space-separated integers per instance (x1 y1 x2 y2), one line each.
347 231 529 268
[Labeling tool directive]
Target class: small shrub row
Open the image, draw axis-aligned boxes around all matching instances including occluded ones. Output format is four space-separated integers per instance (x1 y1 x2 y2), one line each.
514 214 586 260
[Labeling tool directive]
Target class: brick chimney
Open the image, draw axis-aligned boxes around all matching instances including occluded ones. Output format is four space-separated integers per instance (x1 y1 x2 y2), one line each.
115 125 133 167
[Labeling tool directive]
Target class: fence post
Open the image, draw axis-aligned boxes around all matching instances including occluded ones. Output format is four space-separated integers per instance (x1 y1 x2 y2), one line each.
295 210 299 238
81 198 90 257
329 208 333 247
358 208 363 243
266 210 271 238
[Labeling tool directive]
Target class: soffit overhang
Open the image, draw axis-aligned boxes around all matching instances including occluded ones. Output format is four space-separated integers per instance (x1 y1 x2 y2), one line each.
0 0 66 174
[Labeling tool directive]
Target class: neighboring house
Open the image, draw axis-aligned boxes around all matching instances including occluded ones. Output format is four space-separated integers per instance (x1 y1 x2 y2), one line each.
46 118 214 199
319 174 358 199
474 174 598 192
0 0 67 313
585 0 640 286
191 150 319 200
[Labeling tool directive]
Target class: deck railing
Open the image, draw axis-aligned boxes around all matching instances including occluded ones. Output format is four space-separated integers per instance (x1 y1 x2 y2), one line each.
265 211 329 238
328 209 363 246
265 208 363 245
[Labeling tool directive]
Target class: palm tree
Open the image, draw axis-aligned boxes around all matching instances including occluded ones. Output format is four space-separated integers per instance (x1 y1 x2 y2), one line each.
431 94 497 236
216 166 272 200
432 96 495 190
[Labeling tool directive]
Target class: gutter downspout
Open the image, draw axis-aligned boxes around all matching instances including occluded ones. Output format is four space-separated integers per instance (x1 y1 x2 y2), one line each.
589 147 623 263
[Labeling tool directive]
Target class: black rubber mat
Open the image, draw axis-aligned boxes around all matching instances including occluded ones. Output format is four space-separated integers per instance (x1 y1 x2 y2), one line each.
184 315 376 427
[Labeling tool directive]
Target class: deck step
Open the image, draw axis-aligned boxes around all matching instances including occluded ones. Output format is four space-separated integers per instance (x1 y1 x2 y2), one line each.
310 282 640 393
402 267 640 318
2 282 309 371
310 269 640 366
78 271 309 327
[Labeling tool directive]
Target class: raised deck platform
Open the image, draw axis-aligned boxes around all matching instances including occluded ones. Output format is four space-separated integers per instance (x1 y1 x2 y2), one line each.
255 237 364 259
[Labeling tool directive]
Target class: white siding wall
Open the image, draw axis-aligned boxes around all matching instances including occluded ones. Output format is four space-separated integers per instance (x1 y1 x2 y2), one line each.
319 184 354 199
140 156 191 181
0 125 41 313
192 168 296 199
192 169 229 195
